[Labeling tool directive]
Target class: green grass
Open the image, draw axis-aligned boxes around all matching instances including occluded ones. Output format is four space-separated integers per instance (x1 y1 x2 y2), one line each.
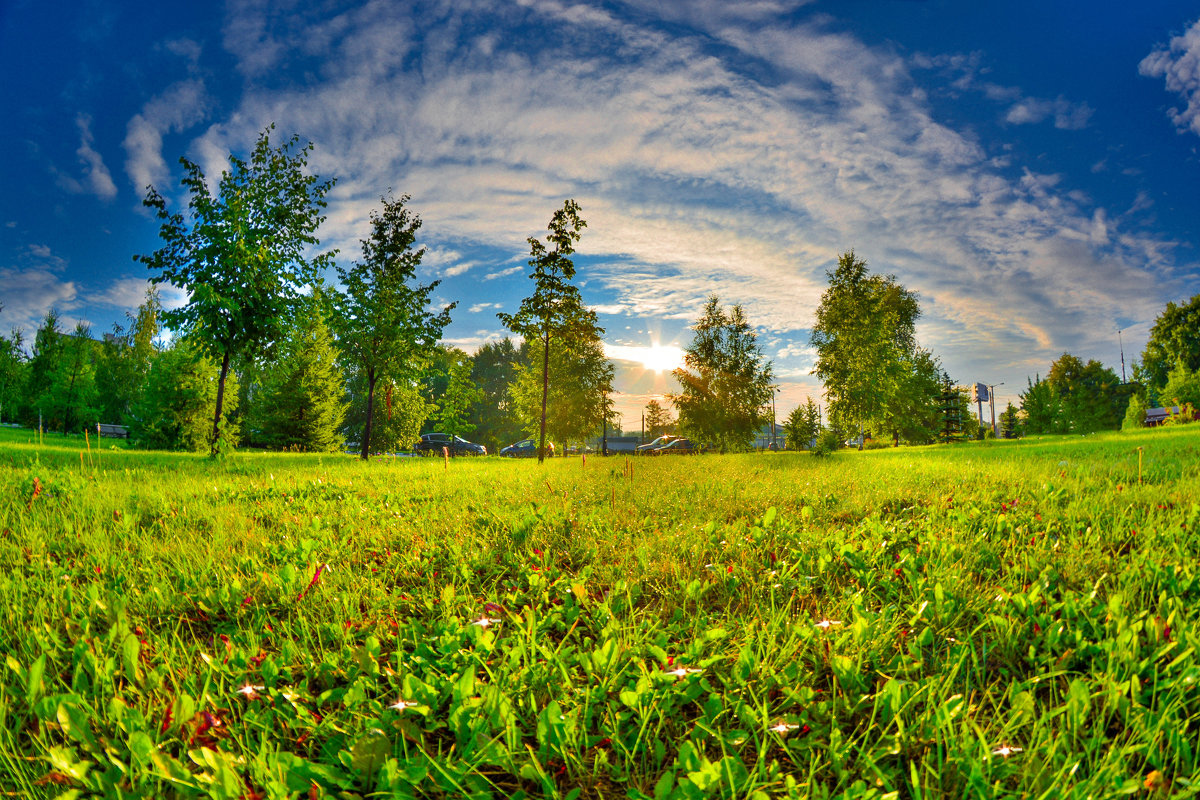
2 426 1199 798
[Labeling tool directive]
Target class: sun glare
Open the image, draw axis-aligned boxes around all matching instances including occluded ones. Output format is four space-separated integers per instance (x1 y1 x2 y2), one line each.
642 345 684 373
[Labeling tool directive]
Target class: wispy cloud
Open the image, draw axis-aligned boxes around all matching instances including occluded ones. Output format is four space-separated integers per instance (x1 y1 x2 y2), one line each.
1140 17 1200 137
123 79 210 195
55 115 118 200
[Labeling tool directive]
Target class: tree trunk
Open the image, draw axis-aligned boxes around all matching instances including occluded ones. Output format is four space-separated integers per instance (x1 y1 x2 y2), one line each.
538 330 550 463
361 368 376 461
211 350 231 457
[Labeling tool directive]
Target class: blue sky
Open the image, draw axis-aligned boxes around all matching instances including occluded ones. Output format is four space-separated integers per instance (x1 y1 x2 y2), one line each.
3 0 1199 425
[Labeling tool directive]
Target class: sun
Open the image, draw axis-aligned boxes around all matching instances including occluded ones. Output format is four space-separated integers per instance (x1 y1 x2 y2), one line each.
641 344 684 373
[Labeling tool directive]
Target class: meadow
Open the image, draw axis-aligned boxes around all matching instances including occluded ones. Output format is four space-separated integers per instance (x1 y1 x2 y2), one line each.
2 425 1199 799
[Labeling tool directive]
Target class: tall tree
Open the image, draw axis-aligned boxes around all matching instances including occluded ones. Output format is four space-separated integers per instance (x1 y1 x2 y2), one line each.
509 306 614 452
97 287 161 424
498 199 589 463
246 289 348 452
1020 374 1063 434
810 251 936 443
335 193 453 460
137 126 334 456
1139 294 1200 398
23 311 64 429
644 398 674 438
0 322 25 426
670 295 774 453
1045 353 1127 432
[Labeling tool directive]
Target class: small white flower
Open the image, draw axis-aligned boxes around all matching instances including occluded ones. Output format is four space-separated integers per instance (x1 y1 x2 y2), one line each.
768 722 801 734
389 698 419 711
470 617 501 628
814 619 842 630
992 745 1023 757
237 684 265 699
665 667 703 678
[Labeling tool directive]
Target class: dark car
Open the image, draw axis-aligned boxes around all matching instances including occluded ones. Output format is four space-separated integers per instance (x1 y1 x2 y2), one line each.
647 438 702 455
499 439 538 458
416 433 486 456
635 435 679 455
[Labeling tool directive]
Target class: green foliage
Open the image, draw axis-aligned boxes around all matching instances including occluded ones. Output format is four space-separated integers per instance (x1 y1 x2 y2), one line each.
138 126 334 455
1161 359 1200 411
1023 355 1129 435
1122 391 1148 431
936 375 970 443
1139 293 1200 397
811 251 941 443
498 200 593 461
510 309 614 450
96 287 161 425
999 401 1020 439
783 398 821 450
334 193 452 460
343 373 431 454
469 338 528 453
27 322 102 434
434 350 483 438
246 291 347 452
1020 373 1062 434
131 338 239 451
670 296 774 453
21 311 65 429
0 321 25 425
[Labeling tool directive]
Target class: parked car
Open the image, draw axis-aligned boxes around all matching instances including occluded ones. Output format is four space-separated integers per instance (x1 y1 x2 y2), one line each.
647 438 702 455
499 439 538 458
635 435 679 455
416 433 486 456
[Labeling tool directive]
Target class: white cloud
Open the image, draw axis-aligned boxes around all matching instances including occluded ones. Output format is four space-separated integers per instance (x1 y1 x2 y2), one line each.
123 79 210 194
55 115 118 200
1005 96 1093 130
0 245 80 336
1140 18 1200 137
467 302 502 313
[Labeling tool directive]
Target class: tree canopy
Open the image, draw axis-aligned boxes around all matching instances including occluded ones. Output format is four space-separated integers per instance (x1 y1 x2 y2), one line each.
137 126 334 456
1139 294 1200 400
810 251 940 444
670 295 774 452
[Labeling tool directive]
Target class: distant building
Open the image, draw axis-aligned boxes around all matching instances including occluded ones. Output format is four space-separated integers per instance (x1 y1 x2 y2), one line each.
1145 406 1181 426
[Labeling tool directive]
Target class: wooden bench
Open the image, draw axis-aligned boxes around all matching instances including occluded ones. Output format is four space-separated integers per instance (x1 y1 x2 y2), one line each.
97 423 129 439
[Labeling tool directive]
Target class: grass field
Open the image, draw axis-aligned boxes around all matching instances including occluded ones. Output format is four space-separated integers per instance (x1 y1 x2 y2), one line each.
2 425 1199 799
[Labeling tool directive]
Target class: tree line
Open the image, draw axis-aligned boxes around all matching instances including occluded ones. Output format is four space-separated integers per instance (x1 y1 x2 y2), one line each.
2 129 1195 455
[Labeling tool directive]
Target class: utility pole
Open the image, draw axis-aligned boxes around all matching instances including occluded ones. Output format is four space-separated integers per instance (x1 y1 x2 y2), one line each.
771 388 778 449
1118 328 1127 384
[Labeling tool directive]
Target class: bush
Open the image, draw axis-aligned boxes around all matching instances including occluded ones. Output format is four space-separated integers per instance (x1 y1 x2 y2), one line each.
811 428 842 457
